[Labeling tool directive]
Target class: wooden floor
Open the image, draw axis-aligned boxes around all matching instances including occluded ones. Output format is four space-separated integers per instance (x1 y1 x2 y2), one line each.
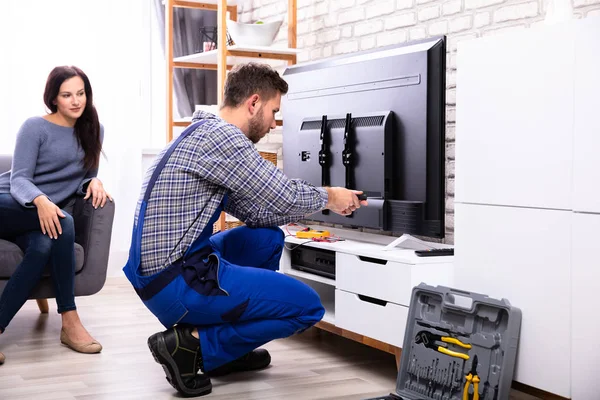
0 277 541 400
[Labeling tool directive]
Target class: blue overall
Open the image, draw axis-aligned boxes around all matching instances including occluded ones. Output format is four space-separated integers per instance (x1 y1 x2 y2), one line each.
123 120 325 371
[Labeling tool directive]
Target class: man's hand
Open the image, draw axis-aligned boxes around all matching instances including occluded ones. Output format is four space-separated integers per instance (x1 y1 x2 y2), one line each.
325 187 368 216
33 195 65 239
84 178 113 209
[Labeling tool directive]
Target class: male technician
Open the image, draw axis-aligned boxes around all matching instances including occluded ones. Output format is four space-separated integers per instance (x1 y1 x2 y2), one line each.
123 62 366 397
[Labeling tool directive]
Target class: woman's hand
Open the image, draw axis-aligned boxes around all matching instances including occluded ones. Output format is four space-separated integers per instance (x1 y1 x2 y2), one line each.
84 178 112 209
33 195 65 239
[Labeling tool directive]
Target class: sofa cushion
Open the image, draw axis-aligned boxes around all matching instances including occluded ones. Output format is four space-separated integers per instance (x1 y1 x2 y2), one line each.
0 239 85 278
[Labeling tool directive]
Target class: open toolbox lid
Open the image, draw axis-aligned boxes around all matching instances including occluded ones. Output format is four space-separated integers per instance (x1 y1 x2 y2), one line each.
394 283 522 400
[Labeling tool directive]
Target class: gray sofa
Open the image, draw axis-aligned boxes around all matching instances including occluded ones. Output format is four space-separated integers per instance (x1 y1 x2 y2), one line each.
0 155 115 309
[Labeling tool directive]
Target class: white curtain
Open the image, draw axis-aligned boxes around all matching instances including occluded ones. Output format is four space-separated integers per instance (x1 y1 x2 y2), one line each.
0 0 153 276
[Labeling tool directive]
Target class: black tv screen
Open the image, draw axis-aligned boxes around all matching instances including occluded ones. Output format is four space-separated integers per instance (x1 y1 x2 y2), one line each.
281 36 446 239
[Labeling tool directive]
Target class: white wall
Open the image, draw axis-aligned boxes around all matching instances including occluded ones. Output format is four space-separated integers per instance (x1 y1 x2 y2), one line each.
0 0 154 277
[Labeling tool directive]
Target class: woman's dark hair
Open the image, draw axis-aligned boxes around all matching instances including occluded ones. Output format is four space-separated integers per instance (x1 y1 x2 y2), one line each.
43 66 102 170
222 62 289 108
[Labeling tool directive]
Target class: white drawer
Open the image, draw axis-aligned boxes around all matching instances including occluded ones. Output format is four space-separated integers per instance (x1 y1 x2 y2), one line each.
335 289 408 348
336 252 453 306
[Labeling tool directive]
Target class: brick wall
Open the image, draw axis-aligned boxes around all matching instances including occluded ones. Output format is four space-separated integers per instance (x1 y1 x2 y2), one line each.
242 0 600 243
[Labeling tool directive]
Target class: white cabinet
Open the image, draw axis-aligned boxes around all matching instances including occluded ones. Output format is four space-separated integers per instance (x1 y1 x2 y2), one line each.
279 226 454 353
455 15 600 398
455 24 575 211
572 18 600 214
454 203 572 398
571 213 600 400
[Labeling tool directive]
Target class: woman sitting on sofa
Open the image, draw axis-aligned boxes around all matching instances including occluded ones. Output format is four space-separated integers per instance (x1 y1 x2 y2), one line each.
0 65 111 364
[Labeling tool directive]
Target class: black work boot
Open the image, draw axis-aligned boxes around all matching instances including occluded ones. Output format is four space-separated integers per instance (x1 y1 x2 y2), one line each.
206 348 271 377
147 325 212 397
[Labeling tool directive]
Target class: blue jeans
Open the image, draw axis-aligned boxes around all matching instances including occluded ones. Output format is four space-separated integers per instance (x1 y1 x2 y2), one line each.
164 226 325 371
0 193 77 331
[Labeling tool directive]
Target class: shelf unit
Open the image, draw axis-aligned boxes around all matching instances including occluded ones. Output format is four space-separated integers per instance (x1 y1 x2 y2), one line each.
165 0 298 231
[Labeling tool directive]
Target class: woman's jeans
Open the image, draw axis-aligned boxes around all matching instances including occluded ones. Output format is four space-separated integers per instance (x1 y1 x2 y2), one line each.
0 193 77 332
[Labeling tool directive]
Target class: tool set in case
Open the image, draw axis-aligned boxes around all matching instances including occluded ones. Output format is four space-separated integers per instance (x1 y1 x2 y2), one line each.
365 283 522 400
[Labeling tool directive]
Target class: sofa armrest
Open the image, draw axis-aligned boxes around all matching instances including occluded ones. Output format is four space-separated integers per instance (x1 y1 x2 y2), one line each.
72 197 116 296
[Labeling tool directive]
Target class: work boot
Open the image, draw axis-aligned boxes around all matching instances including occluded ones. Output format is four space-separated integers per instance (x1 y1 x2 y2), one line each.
206 348 271 377
147 325 212 397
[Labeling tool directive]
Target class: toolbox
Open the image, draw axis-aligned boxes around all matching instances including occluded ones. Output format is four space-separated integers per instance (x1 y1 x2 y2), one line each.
365 283 522 400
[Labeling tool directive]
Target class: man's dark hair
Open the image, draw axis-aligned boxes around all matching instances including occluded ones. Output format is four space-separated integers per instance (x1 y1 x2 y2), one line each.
222 63 289 108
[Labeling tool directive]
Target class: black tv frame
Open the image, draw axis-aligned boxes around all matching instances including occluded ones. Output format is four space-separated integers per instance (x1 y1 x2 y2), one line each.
281 36 447 239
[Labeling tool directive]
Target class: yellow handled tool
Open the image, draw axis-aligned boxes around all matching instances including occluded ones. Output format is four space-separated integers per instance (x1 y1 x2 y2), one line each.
463 355 480 400
414 330 471 360
438 346 470 360
441 336 472 349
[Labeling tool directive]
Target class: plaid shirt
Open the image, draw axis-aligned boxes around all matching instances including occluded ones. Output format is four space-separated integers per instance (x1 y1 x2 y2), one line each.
135 110 328 276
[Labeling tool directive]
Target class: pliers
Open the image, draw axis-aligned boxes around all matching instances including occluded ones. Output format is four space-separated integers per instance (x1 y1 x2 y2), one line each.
414 331 472 360
463 355 480 400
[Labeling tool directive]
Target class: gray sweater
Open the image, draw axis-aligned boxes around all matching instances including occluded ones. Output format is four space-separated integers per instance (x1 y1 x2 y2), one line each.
0 116 104 208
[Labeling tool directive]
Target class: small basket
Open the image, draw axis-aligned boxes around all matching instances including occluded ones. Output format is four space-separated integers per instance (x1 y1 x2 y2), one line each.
212 152 278 232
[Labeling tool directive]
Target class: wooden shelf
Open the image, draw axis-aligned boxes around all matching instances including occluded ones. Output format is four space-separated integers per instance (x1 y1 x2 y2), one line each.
174 45 300 69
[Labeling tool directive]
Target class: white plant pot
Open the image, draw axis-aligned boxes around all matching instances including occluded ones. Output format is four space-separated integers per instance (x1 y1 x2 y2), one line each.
226 19 283 47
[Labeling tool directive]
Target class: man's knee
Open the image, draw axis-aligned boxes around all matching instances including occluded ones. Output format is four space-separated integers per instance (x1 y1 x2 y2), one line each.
297 286 325 328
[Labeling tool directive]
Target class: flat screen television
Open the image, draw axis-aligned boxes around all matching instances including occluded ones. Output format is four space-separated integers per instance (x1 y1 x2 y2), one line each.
281 36 447 239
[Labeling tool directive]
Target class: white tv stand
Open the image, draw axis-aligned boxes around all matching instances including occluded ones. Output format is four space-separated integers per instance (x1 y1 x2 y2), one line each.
279 226 455 367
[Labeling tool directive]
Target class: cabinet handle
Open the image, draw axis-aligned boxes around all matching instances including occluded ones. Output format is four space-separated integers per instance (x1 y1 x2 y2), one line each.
358 255 388 265
357 294 387 307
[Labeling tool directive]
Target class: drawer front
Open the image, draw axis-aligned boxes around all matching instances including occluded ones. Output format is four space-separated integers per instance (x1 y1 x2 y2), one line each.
335 289 408 348
336 252 454 306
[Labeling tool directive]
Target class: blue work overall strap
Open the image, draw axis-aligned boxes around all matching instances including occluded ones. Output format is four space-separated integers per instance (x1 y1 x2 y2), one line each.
132 119 208 301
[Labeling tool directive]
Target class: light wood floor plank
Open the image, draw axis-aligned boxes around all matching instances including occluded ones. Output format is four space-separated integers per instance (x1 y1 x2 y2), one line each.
0 277 542 399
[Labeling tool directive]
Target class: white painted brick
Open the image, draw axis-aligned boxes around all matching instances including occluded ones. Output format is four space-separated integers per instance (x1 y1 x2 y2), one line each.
354 20 384 36
417 0 437 4
449 15 472 32
297 51 310 63
298 0 313 7
483 23 527 36
385 12 417 29
447 53 457 69
338 8 365 24
474 12 491 27
259 2 286 19
494 2 538 22
575 0 600 6
366 0 396 18
358 0 373 4
446 142 455 160
446 88 456 105
297 6 315 21
240 12 252 23
318 29 341 43
376 29 408 46
397 0 414 9
446 124 456 141
444 232 454 245
446 161 455 180
448 33 478 52
297 21 310 35
251 9 261 21
324 15 338 27
442 0 462 15
342 26 353 37
447 178 455 195
447 69 456 88
410 26 428 40
310 19 325 32
445 213 454 230
429 20 449 35
303 34 317 47
588 9 600 17
315 2 330 16
323 45 333 58
334 40 359 54
465 0 504 10
446 107 456 123
445 195 454 213
310 48 323 60
418 5 440 21
331 0 356 11
360 36 377 50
